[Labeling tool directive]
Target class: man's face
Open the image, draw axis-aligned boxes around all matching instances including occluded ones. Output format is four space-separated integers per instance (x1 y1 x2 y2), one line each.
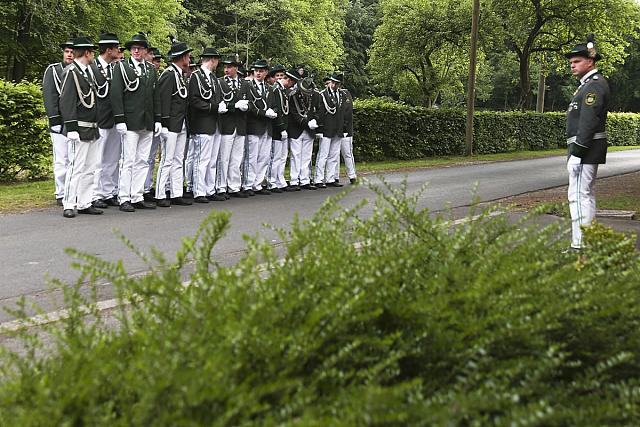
328 81 338 91
266 75 275 85
210 58 219 69
324 80 331 89
569 56 594 77
282 76 294 89
152 58 161 69
254 68 267 81
130 45 146 61
104 46 119 62
63 48 74 65
224 64 238 78
274 71 285 81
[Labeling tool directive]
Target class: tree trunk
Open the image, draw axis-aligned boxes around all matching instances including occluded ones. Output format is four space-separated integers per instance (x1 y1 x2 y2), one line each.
536 60 545 113
11 5 32 82
518 52 532 111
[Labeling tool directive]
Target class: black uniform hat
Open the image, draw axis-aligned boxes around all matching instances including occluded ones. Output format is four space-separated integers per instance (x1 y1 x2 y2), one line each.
151 48 163 59
59 36 75 50
329 71 344 83
125 32 149 50
565 34 602 61
285 68 301 81
189 56 199 68
72 35 97 50
238 65 247 76
221 55 241 66
298 77 315 95
98 32 120 46
167 36 193 60
322 75 331 83
250 59 269 70
200 47 221 58
268 64 286 77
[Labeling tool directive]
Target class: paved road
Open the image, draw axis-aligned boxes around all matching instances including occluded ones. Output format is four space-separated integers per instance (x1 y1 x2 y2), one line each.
1 150 639 320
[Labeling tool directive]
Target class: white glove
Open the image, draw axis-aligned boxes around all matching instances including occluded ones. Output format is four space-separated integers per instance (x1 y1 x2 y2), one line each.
218 101 228 114
50 125 61 133
154 122 162 137
343 132 348 138
281 130 288 140
235 100 249 112
316 133 323 139
161 127 169 137
307 119 318 130
116 123 127 135
265 108 277 119
567 155 582 166
67 131 80 141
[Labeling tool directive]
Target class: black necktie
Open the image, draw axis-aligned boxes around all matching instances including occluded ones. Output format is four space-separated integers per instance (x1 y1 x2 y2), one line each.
138 63 144 76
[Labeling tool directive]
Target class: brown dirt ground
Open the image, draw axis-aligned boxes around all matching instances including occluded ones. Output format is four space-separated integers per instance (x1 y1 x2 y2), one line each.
497 170 640 211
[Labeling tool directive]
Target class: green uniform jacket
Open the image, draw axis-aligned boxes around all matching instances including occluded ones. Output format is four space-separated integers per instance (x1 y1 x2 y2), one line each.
89 59 115 129
157 64 189 133
272 82 289 136
42 63 66 128
188 68 220 135
317 88 344 138
566 71 609 164
287 89 319 140
340 88 353 137
59 61 100 141
217 77 249 136
111 58 160 131
246 79 278 137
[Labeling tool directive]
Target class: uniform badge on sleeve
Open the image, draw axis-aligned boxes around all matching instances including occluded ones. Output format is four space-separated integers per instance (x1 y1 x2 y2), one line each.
585 92 597 106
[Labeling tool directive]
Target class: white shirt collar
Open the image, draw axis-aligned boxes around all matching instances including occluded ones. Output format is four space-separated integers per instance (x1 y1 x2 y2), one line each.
200 64 211 77
131 58 143 69
98 55 110 69
580 69 598 84
170 63 182 75
74 60 87 73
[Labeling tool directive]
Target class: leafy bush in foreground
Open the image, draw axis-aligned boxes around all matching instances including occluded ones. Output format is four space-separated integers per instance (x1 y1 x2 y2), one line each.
1 182 640 426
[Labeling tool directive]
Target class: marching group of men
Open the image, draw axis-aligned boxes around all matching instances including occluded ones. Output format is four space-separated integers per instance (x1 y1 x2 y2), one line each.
43 32 357 218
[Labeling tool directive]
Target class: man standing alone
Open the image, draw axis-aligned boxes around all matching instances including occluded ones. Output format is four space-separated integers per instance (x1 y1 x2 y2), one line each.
564 35 609 251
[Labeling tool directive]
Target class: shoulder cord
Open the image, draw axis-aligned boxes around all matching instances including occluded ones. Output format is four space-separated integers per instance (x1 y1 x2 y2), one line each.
249 83 266 111
95 63 110 99
193 72 212 100
219 79 235 102
47 64 63 95
118 61 140 92
70 68 96 109
161 66 188 99
293 93 309 119
278 88 289 115
321 90 337 115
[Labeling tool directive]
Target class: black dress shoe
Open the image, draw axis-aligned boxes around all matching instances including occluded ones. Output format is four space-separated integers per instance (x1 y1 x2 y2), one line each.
194 196 209 203
78 206 104 215
224 192 231 200
230 191 248 198
133 201 156 209
156 198 171 207
119 201 135 212
56 198 63 206
315 183 327 189
284 185 299 192
143 192 155 202
206 194 226 201
171 197 193 206
92 199 109 209
301 184 317 190
255 189 271 195
243 189 255 196
350 177 357 184
63 209 75 218
183 190 194 199
327 181 343 187
104 197 119 206
270 187 283 193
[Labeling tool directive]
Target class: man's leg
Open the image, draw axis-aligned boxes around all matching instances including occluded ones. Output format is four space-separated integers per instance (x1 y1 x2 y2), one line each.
97 127 122 200
289 136 302 186
300 132 314 186
326 136 342 184
78 139 102 210
118 130 140 204
51 132 70 200
169 130 188 198
253 131 272 191
184 135 195 194
567 159 599 249
156 131 177 200
277 137 289 188
131 130 153 204
227 132 245 193
216 132 233 194
193 134 213 198
243 134 259 191
144 134 160 194
314 136 331 184
339 136 356 180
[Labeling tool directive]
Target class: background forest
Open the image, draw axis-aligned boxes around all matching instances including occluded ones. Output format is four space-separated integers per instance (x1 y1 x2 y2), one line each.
1 0 640 111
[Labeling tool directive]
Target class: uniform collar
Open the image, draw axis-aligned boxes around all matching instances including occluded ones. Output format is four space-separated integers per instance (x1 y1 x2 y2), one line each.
74 59 88 73
200 64 211 78
580 69 598 85
170 63 183 75
98 55 110 69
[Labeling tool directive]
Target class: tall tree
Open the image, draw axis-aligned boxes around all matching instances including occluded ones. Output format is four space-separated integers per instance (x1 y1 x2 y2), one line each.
489 0 640 110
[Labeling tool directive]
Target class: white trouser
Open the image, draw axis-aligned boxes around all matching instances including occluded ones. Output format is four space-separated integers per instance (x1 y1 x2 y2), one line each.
335 136 357 180
51 132 70 199
63 138 100 210
118 130 153 204
289 131 314 186
244 131 272 190
220 132 245 193
184 135 195 192
144 135 161 193
190 134 213 198
567 156 598 249
94 127 121 200
156 129 187 199
315 135 342 184
205 131 222 195
269 137 288 189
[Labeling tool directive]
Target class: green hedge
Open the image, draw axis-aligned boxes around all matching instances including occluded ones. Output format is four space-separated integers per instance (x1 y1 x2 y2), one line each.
353 98 640 161
0 80 50 181
1 186 639 425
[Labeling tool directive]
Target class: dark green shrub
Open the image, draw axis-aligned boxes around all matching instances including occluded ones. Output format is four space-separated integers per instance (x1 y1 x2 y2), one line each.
353 98 640 161
0 79 51 181
1 184 639 425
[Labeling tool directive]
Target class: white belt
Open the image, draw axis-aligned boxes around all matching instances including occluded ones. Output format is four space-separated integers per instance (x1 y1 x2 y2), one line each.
566 132 607 144
78 121 98 128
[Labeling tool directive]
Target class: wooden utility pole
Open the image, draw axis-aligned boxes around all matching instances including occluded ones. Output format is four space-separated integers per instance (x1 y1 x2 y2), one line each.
465 0 480 156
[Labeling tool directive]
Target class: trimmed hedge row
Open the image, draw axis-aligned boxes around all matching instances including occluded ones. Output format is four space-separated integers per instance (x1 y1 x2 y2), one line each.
353 98 640 161
0 80 50 181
